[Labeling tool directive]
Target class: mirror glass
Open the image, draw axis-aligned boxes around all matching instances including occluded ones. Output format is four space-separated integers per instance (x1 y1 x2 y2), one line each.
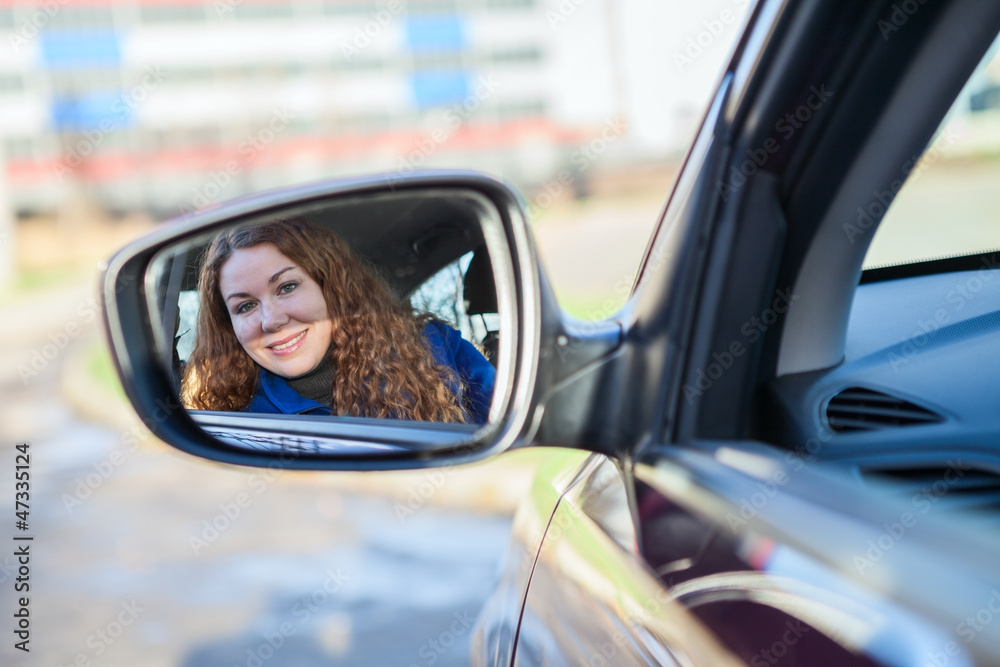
143 187 513 457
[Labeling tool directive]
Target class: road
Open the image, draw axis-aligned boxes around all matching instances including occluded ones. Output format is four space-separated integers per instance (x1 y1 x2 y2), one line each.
0 189 665 667
7 155 993 666
0 285 514 667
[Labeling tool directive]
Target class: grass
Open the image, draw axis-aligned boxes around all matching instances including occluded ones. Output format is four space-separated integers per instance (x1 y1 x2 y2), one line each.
552 291 629 321
15 266 84 292
86 341 126 401
0 265 93 307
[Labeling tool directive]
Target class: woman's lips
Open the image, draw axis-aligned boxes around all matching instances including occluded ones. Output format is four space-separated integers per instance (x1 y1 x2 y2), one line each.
268 330 307 356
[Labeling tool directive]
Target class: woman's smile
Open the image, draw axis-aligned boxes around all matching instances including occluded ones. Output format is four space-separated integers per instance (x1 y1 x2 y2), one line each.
267 330 308 355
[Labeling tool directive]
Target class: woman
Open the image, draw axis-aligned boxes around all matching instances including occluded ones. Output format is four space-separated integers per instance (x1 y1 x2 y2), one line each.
181 217 495 424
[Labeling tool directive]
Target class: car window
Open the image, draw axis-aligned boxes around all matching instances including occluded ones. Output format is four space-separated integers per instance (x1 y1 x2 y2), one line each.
863 34 1000 269
176 289 199 362
409 251 498 345
409 253 469 331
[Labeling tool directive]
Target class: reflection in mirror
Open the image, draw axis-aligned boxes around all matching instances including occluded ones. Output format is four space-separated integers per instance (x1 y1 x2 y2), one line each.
145 188 511 457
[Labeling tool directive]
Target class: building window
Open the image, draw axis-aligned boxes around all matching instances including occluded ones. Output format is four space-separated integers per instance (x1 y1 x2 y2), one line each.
324 1 380 17
60 127 130 155
48 68 122 96
231 3 296 19
485 0 536 9
187 126 223 147
3 137 35 160
497 98 546 119
0 73 24 93
412 51 465 70
38 6 115 29
338 110 393 131
339 56 385 72
152 66 211 86
408 0 458 15
139 5 207 23
490 45 542 65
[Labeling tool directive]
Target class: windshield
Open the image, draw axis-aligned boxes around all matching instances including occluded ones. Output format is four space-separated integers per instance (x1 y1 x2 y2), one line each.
863 34 1000 269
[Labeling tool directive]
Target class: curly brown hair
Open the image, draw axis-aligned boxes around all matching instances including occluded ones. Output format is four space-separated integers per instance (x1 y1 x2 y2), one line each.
181 217 468 423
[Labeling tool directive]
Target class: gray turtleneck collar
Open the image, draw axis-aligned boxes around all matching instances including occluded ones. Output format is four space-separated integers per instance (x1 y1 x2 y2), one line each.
287 354 336 405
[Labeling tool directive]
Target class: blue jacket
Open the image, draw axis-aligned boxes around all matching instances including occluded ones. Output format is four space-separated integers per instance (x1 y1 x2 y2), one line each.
245 320 496 424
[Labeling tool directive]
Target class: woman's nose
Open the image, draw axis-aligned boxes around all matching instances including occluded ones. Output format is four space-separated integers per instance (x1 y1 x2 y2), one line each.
260 299 289 332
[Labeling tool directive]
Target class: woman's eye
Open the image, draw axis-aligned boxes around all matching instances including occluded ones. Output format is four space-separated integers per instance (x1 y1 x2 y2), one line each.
278 282 298 295
236 301 255 315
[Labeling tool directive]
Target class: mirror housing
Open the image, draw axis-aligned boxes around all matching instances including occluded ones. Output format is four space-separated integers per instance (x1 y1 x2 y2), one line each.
101 170 624 471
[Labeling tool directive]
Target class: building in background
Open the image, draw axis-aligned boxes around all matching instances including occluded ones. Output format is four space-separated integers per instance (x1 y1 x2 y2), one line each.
0 0 613 218
0 0 781 219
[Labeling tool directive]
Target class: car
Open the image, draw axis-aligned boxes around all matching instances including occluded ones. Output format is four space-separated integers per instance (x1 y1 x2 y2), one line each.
101 0 1000 664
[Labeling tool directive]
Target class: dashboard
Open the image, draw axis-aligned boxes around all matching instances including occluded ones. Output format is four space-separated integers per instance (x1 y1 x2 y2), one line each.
764 258 1000 524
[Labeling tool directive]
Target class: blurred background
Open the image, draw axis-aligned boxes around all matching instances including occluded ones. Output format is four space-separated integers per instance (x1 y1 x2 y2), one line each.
0 2 751 664
2 0 1000 664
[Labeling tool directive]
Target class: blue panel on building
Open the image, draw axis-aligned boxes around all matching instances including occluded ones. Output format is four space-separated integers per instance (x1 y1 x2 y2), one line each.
41 30 121 69
411 71 469 108
404 16 465 52
51 93 132 132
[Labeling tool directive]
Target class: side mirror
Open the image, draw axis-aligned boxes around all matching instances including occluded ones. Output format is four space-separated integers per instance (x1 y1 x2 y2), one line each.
101 171 544 470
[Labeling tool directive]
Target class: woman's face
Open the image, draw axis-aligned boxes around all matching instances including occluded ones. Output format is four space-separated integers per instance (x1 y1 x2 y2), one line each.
218 243 334 379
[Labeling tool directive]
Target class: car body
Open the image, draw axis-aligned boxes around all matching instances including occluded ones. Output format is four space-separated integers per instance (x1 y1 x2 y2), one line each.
102 0 1000 664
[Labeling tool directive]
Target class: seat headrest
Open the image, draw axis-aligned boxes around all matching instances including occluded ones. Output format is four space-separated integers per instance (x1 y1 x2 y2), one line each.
463 248 498 315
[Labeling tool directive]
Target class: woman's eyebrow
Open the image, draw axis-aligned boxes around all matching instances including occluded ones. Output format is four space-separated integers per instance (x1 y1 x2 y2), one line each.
225 266 297 301
268 266 296 284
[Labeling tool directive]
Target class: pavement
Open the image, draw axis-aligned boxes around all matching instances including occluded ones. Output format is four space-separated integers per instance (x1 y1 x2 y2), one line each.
0 187 677 666
1 275 540 514
1 276 534 667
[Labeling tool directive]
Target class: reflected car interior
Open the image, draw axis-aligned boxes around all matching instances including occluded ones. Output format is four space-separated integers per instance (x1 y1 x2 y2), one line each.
148 189 502 455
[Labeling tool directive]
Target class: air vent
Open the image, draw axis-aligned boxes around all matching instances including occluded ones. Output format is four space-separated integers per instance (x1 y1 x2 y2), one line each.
826 387 943 432
862 466 1000 517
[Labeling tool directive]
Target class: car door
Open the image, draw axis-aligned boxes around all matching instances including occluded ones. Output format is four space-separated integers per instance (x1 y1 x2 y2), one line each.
499 0 1000 664
98 0 1000 663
